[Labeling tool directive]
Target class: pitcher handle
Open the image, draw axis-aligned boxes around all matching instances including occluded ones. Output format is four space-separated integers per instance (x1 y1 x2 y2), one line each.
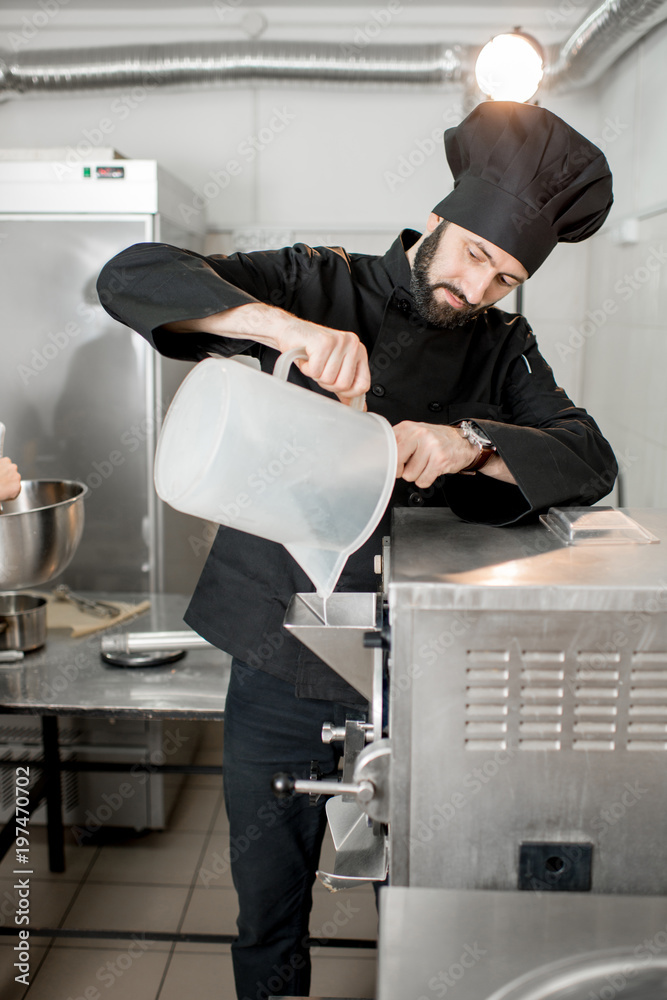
272 347 366 412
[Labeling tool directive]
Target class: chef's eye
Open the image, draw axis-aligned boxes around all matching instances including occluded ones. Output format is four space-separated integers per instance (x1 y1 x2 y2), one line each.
467 249 481 262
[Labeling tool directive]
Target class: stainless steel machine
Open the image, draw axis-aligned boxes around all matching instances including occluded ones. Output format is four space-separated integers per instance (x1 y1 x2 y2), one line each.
281 506 667 999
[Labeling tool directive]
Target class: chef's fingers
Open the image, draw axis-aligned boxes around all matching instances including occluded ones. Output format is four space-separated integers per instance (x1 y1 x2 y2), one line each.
316 337 370 395
394 422 428 482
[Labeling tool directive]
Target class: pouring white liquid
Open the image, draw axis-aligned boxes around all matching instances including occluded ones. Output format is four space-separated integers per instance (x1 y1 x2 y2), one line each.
154 351 397 600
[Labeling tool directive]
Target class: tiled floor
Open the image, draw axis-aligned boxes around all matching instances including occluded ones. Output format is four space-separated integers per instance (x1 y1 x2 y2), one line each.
0 722 378 999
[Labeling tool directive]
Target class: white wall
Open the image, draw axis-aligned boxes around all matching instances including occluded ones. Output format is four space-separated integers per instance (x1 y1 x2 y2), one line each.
1 3 665 504
580 20 667 507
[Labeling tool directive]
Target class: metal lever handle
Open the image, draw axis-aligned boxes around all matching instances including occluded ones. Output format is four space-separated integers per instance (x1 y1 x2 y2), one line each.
321 722 373 744
272 772 375 804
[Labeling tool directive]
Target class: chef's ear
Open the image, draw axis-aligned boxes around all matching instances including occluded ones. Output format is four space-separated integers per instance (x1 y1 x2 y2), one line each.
426 213 443 233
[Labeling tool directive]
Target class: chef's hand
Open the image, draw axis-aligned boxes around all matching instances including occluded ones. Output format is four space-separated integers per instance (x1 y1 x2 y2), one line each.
0 457 21 502
162 303 370 406
394 422 516 487
278 318 370 405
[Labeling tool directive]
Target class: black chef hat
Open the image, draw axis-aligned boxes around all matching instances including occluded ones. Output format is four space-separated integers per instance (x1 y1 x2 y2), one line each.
432 101 613 275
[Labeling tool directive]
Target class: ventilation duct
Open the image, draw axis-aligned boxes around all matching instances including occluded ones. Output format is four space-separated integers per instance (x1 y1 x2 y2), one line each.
0 0 666 102
544 0 667 91
0 42 469 101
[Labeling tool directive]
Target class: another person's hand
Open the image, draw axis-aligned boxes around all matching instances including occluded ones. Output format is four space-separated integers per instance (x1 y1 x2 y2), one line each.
0 457 21 502
394 421 516 486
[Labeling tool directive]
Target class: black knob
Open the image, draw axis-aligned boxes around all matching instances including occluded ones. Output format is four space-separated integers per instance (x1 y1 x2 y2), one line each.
363 627 391 650
272 772 296 798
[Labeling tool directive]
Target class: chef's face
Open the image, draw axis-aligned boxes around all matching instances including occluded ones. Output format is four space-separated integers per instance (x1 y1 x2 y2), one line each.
410 216 528 328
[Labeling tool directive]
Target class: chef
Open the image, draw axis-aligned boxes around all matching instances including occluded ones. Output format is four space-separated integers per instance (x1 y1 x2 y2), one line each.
98 100 617 1000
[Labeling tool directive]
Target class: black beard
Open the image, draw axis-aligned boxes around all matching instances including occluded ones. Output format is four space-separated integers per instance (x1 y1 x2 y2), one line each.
410 222 485 328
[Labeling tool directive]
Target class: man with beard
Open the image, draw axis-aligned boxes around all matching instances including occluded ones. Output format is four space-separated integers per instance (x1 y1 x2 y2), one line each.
97 101 617 1000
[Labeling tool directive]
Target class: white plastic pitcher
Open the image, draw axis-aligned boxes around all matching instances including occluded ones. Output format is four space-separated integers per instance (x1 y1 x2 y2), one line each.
154 349 397 598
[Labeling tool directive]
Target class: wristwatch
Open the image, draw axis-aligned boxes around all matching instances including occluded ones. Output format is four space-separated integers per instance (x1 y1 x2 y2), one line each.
457 420 497 474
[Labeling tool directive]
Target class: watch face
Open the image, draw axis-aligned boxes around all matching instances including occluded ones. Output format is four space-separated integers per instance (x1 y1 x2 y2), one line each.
460 421 493 448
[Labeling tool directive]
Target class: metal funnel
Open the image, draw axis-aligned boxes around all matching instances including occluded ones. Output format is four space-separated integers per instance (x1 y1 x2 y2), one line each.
283 592 379 700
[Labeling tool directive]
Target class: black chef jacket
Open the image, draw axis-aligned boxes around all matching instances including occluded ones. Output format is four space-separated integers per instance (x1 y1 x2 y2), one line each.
97 230 618 705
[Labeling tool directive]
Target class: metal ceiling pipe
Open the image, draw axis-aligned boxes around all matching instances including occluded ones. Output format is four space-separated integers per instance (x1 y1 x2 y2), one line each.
0 0 665 102
544 0 667 91
0 41 468 101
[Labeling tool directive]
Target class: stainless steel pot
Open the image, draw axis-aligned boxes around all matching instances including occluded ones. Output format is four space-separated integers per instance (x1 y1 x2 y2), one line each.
0 480 88 589
0 592 47 652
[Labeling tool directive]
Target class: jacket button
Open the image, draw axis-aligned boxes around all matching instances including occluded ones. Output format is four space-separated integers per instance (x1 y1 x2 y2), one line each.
428 401 443 413
409 492 425 506
397 299 411 313
371 384 386 397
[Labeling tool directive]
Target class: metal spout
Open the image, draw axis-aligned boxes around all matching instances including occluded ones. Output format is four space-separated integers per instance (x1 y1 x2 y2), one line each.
283 592 380 700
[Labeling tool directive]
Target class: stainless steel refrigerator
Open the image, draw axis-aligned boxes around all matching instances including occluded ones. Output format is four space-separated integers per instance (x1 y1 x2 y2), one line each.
0 156 208 594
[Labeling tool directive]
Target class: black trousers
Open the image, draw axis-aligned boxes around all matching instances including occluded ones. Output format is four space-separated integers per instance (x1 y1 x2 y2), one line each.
223 658 366 1000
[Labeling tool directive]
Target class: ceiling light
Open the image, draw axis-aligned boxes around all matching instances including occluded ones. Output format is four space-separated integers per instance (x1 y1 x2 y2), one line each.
475 32 544 103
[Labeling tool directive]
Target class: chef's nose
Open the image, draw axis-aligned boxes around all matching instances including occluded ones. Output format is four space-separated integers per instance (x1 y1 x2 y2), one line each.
460 272 491 306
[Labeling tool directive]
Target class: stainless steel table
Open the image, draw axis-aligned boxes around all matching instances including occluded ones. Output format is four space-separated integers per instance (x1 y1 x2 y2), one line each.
0 592 229 719
0 592 229 876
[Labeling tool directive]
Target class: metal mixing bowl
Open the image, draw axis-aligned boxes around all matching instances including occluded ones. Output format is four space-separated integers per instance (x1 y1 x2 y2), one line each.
0 480 88 589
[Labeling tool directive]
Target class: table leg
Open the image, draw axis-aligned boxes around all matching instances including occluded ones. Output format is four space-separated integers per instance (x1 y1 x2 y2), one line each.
42 716 65 873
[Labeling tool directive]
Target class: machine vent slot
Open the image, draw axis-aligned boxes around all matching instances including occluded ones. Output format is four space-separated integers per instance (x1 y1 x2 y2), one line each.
576 652 621 664
519 722 562 735
518 662 565 750
573 721 616 735
520 704 563 717
466 703 508 717
465 660 510 749
629 704 667 717
626 662 667 748
573 739 615 751
629 688 667 700
466 668 509 683
466 650 510 663
521 669 565 683
466 686 509 700
631 652 667 664
464 739 507 751
574 705 617 717
575 686 619 700
628 722 667 735
521 651 565 663
522 686 564 700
